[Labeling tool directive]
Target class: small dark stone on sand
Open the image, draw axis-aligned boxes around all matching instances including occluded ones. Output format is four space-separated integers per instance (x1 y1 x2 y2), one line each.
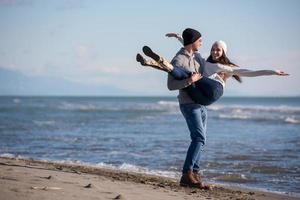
46 175 52 179
84 183 92 188
10 188 19 192
248 192 255 195
72 170 82 174
114 194 125 199
158 183 165 188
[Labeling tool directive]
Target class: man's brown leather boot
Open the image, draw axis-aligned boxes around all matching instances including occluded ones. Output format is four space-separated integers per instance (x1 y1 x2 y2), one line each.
193 171 212 190
179 170 199 187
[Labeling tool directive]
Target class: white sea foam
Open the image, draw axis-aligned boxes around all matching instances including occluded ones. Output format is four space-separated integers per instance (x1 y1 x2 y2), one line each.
6 156 179 179
33 120 55 126
157 100 178 106
13 98 21 104
58 102 97 111
0 153 28 159
208 105 223 111
285 117 300 124
217 114 300 125
55 100 300 116
117 163 179 178
156 101 300 114
48 136 79 143
56 101 179 113
52 159 180 179
219 114 250 120
209 104 300 114
0 153 16 158
212 172 253 183
47 158 179 179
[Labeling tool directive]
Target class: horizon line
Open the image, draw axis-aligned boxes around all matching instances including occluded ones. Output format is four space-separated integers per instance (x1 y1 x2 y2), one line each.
0 95 299 98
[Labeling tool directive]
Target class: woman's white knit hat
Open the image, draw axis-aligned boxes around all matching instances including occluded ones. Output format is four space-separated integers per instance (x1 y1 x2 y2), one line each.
213 40 227 54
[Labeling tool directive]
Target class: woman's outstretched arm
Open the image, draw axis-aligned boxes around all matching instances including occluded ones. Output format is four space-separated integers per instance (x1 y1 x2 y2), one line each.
203 62 289 77
228 68 289 77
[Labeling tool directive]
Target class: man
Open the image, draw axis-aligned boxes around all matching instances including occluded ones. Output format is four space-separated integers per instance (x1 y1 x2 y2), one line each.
167 28 210 189
136 28 235 189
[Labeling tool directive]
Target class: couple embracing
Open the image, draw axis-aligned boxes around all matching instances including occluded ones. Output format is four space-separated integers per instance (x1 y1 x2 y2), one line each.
136 28 288 189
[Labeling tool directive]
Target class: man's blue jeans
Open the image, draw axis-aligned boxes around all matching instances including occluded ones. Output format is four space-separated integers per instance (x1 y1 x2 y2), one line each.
180 103 207 173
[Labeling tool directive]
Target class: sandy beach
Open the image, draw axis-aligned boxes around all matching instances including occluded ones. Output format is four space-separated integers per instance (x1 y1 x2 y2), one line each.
0 157 298 200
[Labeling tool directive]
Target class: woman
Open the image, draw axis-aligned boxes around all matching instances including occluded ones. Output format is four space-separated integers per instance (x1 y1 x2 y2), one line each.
136 36 288 105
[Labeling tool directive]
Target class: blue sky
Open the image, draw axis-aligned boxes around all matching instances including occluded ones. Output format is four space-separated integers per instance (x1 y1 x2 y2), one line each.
0 0 299 96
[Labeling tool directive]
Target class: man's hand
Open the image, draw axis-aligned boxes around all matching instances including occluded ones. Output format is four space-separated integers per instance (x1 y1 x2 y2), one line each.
188 72 202 84
217 72 228 81
165 33 181 39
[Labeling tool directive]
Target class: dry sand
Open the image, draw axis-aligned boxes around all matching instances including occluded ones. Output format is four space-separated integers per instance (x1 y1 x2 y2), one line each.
0 157 298 200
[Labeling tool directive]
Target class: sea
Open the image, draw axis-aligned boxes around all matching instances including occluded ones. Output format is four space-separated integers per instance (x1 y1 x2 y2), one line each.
0 96 299 196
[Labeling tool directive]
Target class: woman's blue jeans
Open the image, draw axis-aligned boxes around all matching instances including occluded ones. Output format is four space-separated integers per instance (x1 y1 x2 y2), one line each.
180 103 207 173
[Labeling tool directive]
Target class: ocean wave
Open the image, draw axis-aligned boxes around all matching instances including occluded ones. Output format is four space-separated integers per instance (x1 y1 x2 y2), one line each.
43 100 300 116
216 114 300 125
56 101 180 114
285 117 300 124
33 120 55 126
117 163 179 178
207 105 223 111
49 159 180 179
58 102 98 111
96 162 177 178
0 153 16 158
0 153 179 179
209 104 300 114
0 153 29 159
157 100 178 106
212 173 256 183
47 136 80 143
157 101 300 114
13 98 21 104
219 114 250 120
250 165 290 174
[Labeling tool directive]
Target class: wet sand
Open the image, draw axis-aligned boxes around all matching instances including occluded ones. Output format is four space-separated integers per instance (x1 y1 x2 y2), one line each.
0 157 298 200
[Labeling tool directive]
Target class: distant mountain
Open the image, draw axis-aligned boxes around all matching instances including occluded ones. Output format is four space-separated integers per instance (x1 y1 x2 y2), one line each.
0 67 125 96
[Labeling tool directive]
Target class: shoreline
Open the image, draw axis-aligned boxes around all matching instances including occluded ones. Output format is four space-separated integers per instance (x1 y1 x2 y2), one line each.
0 157 298 200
